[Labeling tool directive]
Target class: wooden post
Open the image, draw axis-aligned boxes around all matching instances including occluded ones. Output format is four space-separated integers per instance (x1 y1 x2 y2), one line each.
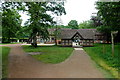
111 32 114 57
111 31 118 57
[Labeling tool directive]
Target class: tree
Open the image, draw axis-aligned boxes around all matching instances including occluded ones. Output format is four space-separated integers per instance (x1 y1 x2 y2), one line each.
2 2 25 43
96 2 120 35
1 2 66 46
91 16 103 27
96 2 120 56
54 26 61 45
24 2 66 47
79 20 94 29
68 20 79 29
15 26 30 42
2 9 22 43
96 2 120 42
54 25 70 29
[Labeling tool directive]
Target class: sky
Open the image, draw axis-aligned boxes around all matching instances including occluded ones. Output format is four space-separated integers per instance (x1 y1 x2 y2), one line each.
19 0 98 26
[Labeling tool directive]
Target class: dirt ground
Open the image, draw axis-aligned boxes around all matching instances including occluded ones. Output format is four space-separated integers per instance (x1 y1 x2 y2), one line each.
1 44 104 78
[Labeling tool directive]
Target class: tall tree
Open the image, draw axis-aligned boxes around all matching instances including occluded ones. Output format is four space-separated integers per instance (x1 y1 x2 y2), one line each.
2 8 22 43
68 20 79 29
96 2 120 42
91 16 103 27
96 2 120 56
2 2 25 43
24 2 66 47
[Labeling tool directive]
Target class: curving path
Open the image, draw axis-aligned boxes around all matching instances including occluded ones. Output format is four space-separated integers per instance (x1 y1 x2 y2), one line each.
1 44 104 78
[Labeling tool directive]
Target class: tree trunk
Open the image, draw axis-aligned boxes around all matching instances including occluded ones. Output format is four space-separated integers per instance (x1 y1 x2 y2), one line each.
8 29 11 43
55 38 57 46
32 35 37 48
8 36 10 43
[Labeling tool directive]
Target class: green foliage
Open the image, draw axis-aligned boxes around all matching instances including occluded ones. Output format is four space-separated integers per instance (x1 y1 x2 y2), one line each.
2 2 24 11
23 46 73 64
24 2 66 47
96 2 120 42
68 20 79 29
1 2 66 45
2 2 22 43
79 20 95 29
54 25 71 29
96 2 120 32
84 43 120 78
54 27 61 38
0 47 10 78
0 25 2 37
15 26 31 40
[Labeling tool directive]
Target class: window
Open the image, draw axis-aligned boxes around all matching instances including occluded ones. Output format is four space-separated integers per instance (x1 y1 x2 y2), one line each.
83 40 86 42
91 43 93 45
52 38 54 40
66 42 68 45
66 40 68 42
69 40 71 42
90 40 93 42
87 43 90 45
87 40 89 42
69 42 72 45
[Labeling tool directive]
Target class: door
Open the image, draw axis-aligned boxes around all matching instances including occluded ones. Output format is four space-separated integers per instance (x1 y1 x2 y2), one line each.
72 39 81 47
72 33 82 47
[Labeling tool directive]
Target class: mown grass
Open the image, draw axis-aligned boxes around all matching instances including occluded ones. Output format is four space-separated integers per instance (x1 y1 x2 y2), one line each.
0 46 10 78
83 43 120 78
23 46 74 64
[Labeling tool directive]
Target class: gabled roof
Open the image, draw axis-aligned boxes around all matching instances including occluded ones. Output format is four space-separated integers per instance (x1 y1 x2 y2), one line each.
60 29 77 39
77 29 96 39
71 32 84 39
60 29 96 39
48 28 97 39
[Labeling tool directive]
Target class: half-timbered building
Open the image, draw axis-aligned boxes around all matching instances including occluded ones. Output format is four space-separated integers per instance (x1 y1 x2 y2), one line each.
59 29 96 47
36 28 104 47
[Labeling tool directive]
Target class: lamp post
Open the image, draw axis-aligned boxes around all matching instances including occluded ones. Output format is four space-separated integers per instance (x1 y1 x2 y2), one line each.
111 31 118 57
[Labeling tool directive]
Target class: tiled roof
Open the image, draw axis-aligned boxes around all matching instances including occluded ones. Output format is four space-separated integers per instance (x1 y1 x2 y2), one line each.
60 29 77 39
48 28 97 39
77 29 96 39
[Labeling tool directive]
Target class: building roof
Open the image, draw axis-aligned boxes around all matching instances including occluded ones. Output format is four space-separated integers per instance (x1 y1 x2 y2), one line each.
77 29 96 39
60 29 77 39
48 28 97 39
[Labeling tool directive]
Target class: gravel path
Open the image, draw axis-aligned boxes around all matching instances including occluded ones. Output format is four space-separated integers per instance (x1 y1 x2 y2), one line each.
1 44 104 78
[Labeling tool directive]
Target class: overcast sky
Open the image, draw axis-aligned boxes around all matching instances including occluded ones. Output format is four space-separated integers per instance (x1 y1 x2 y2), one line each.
19 0 98 26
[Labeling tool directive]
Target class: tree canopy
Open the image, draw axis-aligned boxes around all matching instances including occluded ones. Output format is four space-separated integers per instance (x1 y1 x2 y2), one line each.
68 20 79 29
96 2 120 42
1 2 66 46
96 2 120 31
2 2 22 42
24 2 66 47
78 20 95 29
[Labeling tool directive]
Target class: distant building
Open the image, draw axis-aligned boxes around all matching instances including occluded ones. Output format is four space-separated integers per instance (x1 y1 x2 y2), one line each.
36 28 106 47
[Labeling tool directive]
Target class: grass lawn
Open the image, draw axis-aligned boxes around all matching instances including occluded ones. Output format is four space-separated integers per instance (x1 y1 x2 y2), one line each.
0 46 10 78
23 46 74 64
83 43 120 78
